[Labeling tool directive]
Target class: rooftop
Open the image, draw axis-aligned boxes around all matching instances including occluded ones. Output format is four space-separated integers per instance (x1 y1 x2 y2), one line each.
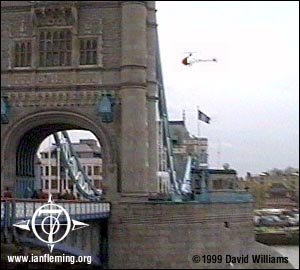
40 139 101 154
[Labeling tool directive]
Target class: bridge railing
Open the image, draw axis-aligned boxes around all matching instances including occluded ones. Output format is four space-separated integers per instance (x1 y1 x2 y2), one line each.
1 198 111 229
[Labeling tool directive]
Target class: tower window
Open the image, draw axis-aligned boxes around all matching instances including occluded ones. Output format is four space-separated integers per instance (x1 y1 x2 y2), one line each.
39 29 72 67
79 39 97 65
14 41 32 67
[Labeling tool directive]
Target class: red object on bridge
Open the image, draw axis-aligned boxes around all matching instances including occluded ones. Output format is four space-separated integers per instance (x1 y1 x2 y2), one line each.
182 56 189 65
3 188 13 198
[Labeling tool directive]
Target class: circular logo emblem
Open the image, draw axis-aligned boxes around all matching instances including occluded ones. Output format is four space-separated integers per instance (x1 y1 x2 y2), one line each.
31 202 71 245
13 195 89 252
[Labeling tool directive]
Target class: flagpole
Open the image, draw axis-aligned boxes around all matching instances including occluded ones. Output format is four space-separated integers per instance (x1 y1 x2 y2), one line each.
197 106 201 138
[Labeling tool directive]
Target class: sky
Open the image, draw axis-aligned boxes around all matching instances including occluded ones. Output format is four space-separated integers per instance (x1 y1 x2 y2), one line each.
156 1 299 176
40 1 299 177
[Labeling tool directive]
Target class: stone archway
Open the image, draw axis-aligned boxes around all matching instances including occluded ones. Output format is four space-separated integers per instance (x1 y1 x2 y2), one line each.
1 110 118 199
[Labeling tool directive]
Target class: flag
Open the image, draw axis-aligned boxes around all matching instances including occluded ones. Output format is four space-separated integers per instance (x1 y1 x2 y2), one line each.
198 110 210 124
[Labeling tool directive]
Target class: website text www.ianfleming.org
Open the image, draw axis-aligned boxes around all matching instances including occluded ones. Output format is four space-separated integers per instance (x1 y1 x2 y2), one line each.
7 254 92 265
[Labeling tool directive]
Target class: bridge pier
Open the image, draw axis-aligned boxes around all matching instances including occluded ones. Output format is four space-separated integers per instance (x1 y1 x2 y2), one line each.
108 201 293 269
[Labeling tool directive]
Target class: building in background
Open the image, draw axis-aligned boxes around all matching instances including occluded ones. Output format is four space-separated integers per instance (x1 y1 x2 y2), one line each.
168 120 208 180
207 167 238 190
168 120 242 197
39 139 103 197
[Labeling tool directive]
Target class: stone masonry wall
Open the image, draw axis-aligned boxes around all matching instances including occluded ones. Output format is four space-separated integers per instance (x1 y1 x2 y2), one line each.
109 202 254 269
108 202 294 269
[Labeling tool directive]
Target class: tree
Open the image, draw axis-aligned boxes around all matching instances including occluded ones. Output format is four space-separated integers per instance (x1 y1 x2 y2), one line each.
268 168 284 176
284 167 299 175
247 180 270 209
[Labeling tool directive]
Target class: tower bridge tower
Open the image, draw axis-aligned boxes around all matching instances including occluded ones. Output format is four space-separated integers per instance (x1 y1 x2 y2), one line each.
1 1 159 200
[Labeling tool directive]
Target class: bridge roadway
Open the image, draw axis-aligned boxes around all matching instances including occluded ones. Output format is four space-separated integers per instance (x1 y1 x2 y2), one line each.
1 198 111 228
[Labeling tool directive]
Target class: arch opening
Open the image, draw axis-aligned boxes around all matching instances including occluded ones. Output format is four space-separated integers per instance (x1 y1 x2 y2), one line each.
16 127 106 199
2 111 117 199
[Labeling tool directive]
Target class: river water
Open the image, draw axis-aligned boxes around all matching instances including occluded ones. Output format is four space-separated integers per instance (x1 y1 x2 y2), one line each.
271 246 299 269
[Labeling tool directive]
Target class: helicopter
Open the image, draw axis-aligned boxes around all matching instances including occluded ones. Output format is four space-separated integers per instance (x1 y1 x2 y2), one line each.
182 52 217 66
